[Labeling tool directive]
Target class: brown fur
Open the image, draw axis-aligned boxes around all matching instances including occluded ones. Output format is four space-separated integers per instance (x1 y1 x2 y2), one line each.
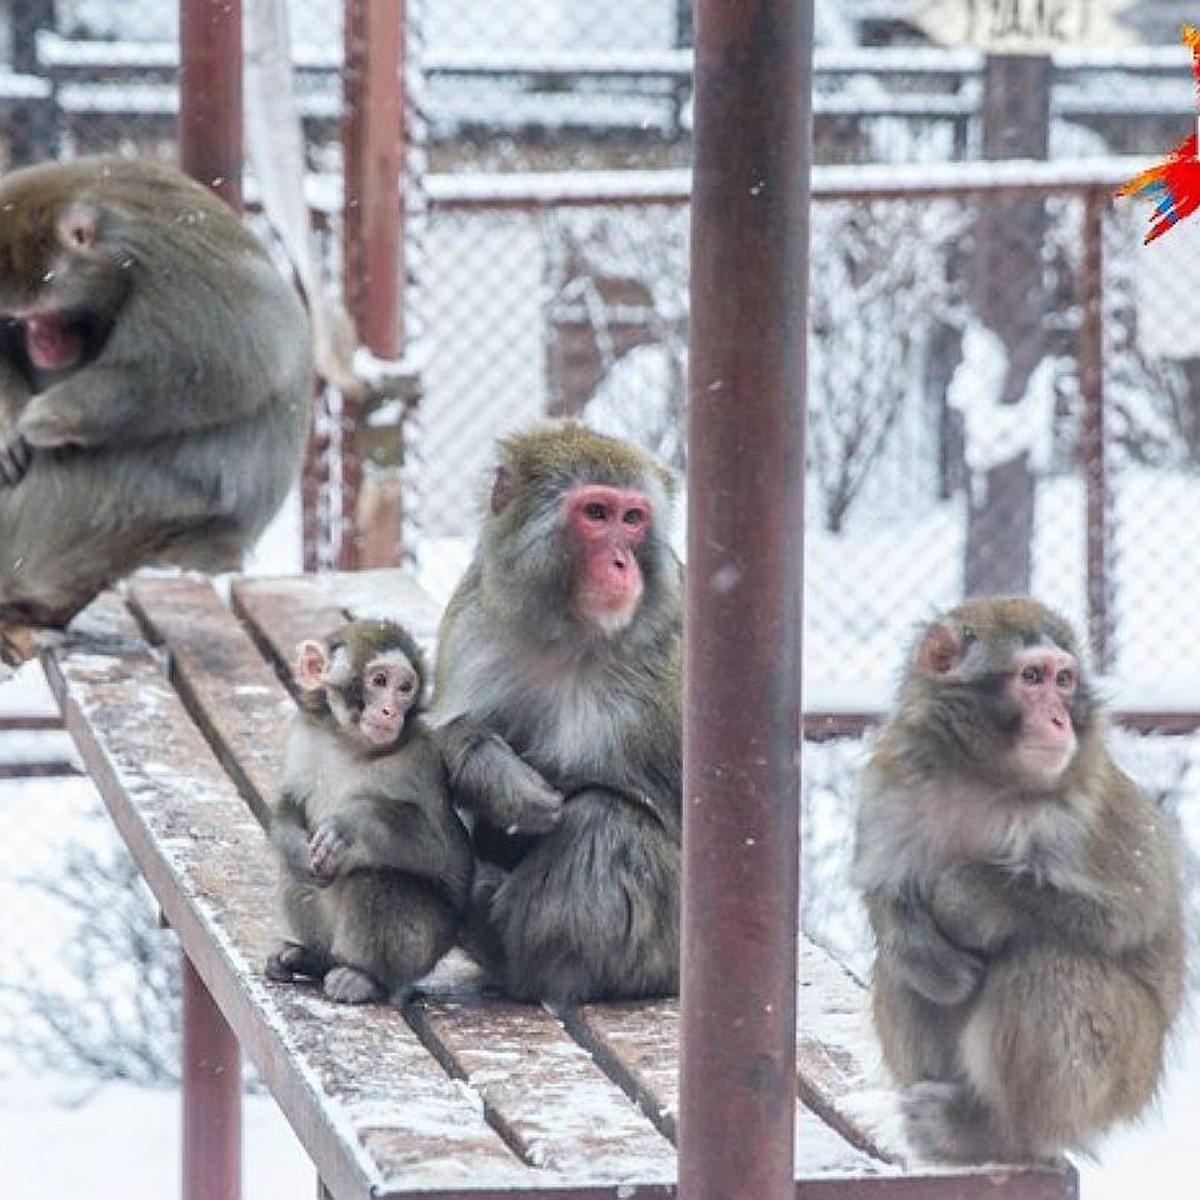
855 597 1184 1162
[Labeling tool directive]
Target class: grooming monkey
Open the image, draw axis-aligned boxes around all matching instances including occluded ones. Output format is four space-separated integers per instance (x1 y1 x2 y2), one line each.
0 156 311 662
432 422 682 1004
267 620 473 1003
855 597 1184 1162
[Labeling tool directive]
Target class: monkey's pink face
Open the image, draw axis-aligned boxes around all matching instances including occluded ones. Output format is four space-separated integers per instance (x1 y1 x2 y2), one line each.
1007 645 1079 784
357 652 420 748
564 484 650 632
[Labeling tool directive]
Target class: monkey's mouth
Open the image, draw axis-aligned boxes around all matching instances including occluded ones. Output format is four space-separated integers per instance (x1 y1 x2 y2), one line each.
361 716 403 747
19 307 110 377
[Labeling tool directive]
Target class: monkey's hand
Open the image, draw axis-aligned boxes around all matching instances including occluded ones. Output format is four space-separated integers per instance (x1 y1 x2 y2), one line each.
309 819 355 882
931 864 1022 953
443 725 564 834
0 430 31 486
872 889 984 1007
891 931 984 1007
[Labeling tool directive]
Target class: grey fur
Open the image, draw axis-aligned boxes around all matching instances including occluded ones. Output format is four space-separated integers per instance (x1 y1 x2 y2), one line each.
432 423 682 1004
268 683 473 1003
0 157 311 637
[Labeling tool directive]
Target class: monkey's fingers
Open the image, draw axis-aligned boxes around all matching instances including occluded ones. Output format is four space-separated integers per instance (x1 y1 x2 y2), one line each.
309 826 351 878
0 432 31 486
498 759 564 834
897 946 984 1007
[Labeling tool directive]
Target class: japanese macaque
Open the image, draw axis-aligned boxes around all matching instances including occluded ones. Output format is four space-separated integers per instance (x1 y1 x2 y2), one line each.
432 422 682 1004
854 597 1184 1163
0 156 311 663
267 620 473 1003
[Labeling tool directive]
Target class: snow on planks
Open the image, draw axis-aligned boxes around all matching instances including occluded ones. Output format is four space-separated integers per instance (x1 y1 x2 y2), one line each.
34 572 1079 1199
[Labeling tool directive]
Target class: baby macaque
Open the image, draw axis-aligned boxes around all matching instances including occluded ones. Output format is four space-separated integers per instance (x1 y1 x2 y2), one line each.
267 619 472 1003
855 596 1184 1163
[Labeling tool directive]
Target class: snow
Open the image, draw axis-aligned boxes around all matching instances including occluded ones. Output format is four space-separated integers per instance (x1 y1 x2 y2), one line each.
0 1076 313 1200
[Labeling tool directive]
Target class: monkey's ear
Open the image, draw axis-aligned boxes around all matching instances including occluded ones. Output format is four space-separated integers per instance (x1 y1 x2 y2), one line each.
914 621 963 677
295 639 330 691
58 202 100 251
490 465 514 515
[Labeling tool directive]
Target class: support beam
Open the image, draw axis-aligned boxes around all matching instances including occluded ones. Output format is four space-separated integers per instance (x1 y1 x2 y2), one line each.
179 0 243 212
182 955 242 1200
680 0 812 1197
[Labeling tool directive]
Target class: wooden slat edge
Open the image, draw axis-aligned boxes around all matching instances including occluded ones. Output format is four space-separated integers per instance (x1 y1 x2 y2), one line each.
561 1003 679 1143
127 575 294 826
40 594 533 1198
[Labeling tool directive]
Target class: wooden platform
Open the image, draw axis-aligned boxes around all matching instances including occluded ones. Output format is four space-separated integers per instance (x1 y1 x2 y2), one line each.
34 569 1078 1199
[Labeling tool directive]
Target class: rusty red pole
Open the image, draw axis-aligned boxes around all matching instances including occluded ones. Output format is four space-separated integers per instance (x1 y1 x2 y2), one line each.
680 0 811 1196
340 0 405 569
178 5 244 1194
182 957 242 1200
179 0 243 212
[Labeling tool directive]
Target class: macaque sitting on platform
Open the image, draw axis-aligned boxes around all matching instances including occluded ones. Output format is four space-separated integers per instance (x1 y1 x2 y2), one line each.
267 620 473 1003
854 596 1184 1163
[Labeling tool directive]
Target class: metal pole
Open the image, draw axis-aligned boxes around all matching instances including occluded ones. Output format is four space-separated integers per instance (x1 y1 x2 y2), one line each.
179 0 244 212
1079 190 1110 670
680 0 811 1197
340 0 405 569
182 956 242 1200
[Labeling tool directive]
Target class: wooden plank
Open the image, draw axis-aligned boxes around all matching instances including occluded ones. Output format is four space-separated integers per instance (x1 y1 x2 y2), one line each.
127 575 294 825
798 936 907 1164
564 999 893 1180
230 574 349 682
796 938 1076 1198
39 592 538 1199
563 1001 679 1141
408 994 677 1187
232 569 443 678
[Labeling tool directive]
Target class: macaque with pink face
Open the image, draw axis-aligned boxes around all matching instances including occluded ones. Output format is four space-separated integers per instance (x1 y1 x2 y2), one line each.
267 620 473 1004
432 422 683 1004
854 597 1184 1163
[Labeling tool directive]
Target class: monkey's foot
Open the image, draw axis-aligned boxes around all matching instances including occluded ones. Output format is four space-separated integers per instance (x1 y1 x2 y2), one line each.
323 965 387 1004
266 941 332 983
901 1081 1014 1164
0 623 40 668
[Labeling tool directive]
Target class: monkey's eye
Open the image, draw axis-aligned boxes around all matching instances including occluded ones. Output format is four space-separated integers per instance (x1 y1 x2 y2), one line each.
1021 664 1044 685
399 679 415 694
584 501 608 522
623 508 646 527
370 671 389 689
1055 668 1075 689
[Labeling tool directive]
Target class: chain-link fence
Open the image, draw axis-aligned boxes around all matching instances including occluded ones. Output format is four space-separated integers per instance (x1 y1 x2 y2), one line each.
6 0 1200 1123
2 2 1199 703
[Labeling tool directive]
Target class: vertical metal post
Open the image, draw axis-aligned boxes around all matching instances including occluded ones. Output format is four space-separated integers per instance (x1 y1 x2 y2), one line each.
182 956 241 1200
340 0 405 569
179 0 243 212
1079 189 1110 669
680 0 811 1198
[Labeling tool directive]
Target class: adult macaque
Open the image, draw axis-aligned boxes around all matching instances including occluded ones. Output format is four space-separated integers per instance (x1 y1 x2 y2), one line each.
432 422 682 1004
855 597 1184 1162
0 156 311 662
267 619 473 1003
